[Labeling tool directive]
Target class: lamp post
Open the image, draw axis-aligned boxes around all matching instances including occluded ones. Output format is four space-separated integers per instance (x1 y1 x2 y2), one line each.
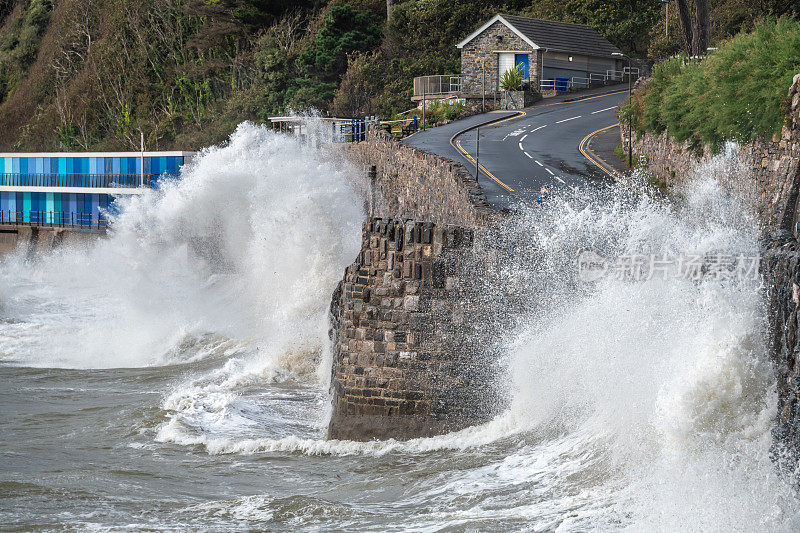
482 59 486 113
612 51 632 168
476 127 480 178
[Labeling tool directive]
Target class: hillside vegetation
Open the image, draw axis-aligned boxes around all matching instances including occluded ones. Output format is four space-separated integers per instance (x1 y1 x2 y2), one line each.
623 17 800 154
0 0 795 151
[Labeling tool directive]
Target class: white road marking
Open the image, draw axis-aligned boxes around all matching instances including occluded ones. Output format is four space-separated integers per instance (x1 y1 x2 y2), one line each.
502 128 527 141
524 151 533 159
556 116 581 124
535 160 543 166
518 142 524 150
591 106 617 114
530 125 547 133
545 167 566 184
520 134 528 142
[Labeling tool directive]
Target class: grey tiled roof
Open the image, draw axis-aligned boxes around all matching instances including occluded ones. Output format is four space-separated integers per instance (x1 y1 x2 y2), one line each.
500 14 622 58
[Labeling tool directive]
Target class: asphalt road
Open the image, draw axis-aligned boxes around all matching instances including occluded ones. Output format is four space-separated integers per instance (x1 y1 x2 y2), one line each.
404 88 628 208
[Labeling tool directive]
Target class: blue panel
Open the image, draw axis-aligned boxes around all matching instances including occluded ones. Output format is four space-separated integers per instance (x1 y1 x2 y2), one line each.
46 192 54 223
515 54 529 80
83 194 91 225
68 193 77 224
8 192 16 222
22 192 30 223
31 192 40 223
35 157 44 174
91 194 100 225
43 157 51 175
112 157 120 175
120 157 128 175
99 194 109 225
54 193 62 224
12 158 19 174
144 157 151 175
20 158 27 175
159 157 167 175
167 157 177 175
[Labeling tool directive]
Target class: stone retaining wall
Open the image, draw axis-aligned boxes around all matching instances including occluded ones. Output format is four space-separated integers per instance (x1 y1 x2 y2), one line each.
327 217 503 441
626 73 800 459
761 231 800 456
346 128 493 228
622 74 800 230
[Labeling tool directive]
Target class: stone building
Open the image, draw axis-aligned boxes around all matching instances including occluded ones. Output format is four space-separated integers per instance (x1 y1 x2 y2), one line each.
457 14 624 96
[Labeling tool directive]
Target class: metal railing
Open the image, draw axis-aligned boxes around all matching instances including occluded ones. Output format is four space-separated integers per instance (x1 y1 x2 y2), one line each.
0 173 174 189
590 73 608 84
541 69 642 92
331 118 378 143
569 77 591 89
0 210 108 229
413 75 462 97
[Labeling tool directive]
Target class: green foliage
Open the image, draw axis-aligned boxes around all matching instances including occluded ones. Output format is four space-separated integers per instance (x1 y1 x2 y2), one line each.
0 0 54 103
500 65 523 91
624 17 800 153
421 99 466 125
298 5 381 81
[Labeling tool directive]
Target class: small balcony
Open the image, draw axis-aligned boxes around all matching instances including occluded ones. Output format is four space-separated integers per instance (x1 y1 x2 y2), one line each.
412 75 462 101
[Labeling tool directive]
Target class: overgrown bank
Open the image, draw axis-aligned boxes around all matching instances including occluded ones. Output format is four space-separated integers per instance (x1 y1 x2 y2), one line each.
622 17 800 155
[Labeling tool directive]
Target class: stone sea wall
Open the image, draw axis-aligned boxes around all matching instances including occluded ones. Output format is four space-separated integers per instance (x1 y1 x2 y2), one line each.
345 128 493 228
328 217 502 441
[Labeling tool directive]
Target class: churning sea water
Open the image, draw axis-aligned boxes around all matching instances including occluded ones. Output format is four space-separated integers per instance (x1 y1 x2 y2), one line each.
1 123 799 531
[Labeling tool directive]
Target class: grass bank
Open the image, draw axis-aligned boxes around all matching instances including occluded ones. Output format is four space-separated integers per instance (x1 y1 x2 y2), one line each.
622 17 800 154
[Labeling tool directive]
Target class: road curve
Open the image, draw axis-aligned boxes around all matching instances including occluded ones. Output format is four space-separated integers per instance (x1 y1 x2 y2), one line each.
403 88 628 208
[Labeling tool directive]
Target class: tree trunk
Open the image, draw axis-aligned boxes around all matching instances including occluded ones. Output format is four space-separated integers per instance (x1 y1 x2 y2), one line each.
691 0 710 56
386 0 393 20
675 0 694 56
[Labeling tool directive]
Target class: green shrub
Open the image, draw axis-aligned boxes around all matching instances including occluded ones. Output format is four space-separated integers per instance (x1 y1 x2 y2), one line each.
623 17 800 154
500 65 523 91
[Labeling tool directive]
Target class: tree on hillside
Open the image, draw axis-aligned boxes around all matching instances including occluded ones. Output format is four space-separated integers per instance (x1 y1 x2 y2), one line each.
675 0 710 56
